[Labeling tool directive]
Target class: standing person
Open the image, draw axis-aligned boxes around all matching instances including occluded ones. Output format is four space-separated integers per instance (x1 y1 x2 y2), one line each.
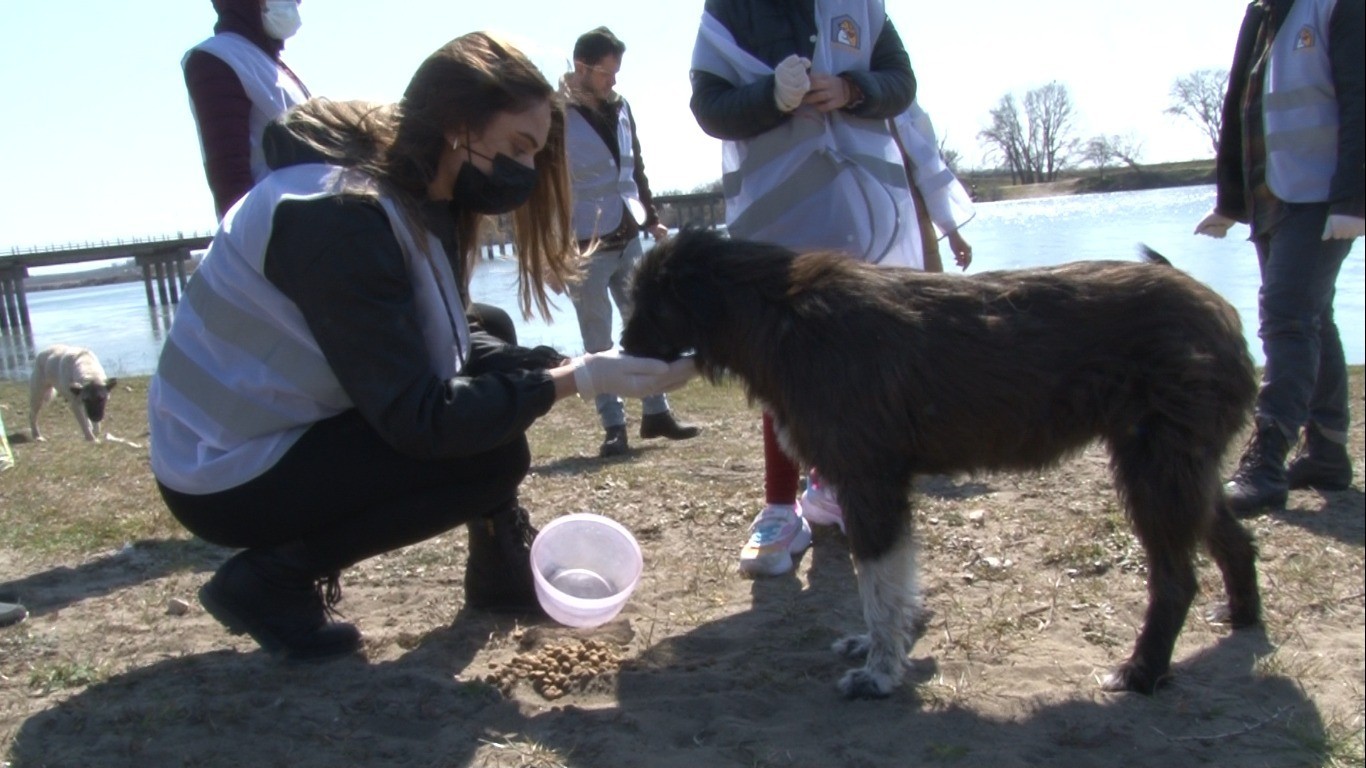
184 0 311 220
690 0 920 576
1195 0 1363 513
564 27 700 458
894 100 976 274
148 33 696 662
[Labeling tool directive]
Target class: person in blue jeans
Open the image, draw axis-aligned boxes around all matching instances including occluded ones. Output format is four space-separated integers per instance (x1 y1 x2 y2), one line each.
564 26 699 457
1195 0 1363 513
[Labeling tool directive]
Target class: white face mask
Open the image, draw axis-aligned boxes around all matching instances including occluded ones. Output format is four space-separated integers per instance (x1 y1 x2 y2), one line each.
262 0 302 40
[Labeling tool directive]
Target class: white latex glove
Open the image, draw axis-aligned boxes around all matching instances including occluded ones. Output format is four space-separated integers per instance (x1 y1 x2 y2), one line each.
1194 210 1237 239
1322 214 1365 240
572 349 698 399
773 54 811 113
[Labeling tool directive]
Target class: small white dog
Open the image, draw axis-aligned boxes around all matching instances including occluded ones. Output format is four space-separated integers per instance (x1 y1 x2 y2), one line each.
29 345 118 442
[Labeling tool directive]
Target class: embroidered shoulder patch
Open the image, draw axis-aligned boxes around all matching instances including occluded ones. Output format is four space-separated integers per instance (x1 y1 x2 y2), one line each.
1294 24 1316 50
831 15 861 50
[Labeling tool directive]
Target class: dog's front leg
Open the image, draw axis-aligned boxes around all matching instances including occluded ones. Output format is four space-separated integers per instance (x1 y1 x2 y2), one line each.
68 399 97 442
837 535 921 698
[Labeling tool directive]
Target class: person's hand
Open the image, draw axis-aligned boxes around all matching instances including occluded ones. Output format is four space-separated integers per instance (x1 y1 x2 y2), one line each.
647 223 670 241
1194 210 1237 238
803 73 856 113
773 55 811 113
572 350 698 399
1322 214 1365 241
946 230 973 270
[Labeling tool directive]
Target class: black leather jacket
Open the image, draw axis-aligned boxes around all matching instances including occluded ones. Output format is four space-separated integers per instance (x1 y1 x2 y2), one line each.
689 0 916 140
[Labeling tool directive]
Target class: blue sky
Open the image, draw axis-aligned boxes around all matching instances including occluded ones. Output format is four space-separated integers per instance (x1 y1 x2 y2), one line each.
0 0 1249 250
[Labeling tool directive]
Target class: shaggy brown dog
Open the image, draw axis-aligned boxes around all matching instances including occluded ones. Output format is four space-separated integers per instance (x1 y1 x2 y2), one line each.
621 228 1262 699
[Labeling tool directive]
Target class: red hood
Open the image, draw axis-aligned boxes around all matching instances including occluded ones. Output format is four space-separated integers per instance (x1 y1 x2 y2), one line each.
211 0 284 57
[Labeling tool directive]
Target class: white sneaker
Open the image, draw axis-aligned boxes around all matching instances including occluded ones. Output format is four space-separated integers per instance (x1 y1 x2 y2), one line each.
797 470 844 532
738 504 812 577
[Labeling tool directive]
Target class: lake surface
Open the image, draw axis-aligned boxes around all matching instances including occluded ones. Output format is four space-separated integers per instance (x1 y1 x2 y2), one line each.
2 185 1362 381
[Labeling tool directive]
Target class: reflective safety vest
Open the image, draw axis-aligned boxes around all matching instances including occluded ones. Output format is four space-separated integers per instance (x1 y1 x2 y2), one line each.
891 101 974 237
183 32 311 183
149 164 469 494
691 1 921 267
1262 0 1342 202
567 101 646 241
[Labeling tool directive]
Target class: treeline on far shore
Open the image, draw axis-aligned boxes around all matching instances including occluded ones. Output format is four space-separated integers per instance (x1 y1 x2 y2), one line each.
961 158 1216 202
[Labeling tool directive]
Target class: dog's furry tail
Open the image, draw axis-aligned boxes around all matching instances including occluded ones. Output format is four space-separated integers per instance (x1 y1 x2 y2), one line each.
1137 243 1173 267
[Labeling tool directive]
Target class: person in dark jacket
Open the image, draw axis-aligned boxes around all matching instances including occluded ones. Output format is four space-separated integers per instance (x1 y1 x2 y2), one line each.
689 0 918 576
150 33 697 662
1195 0 1364 513
564 26 700 457
183 0 311 220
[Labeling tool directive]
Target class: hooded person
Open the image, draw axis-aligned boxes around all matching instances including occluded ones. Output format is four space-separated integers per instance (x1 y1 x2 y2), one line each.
183 0 311 220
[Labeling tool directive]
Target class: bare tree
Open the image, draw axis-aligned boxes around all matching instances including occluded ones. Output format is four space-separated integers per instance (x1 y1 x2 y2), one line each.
978 94 1033 184
1083 134 1145 173
978 82 1079 184
1025 81 1078 181
1166 68 1228 154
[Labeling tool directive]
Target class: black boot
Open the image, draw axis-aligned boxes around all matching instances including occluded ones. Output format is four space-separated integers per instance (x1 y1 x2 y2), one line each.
639 410 700 440
1225 420 1291 515
464 503 545 616
198 549 362 662
599 425 629 457
1287 425 1354 491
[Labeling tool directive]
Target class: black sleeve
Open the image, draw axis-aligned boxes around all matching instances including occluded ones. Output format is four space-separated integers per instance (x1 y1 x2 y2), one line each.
1214 3 1263 222
1328 0 1365 218
690 69 789 140
839 17 917 120
262 196 557 459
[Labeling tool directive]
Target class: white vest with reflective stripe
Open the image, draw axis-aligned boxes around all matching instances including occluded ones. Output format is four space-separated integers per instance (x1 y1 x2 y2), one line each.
691 1 921 267
183 32 310 183
1263 0 1341 202
891 101 974 236
149 164 470 494
567 102 645 240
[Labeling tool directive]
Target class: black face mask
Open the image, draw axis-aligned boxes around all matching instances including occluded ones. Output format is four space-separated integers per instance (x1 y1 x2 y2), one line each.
451 148 539 215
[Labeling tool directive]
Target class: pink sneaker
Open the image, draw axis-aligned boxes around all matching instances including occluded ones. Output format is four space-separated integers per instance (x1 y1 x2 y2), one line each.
797 470 844 532
739 504 812 577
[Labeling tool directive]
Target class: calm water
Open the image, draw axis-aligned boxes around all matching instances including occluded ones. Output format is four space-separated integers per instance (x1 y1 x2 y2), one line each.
2 185 1362 381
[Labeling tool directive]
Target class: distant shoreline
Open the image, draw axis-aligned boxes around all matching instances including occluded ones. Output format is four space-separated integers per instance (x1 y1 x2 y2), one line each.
25 265 175 293
26 159 1216 292
961 158 1216 203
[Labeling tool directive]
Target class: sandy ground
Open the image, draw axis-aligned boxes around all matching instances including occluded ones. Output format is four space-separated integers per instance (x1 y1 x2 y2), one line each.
1 380 1362 768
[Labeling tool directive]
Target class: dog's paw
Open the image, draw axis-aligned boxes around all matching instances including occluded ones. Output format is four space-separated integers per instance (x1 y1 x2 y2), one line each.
832 634 871 660
838 667 895 699
1099 660 1167 695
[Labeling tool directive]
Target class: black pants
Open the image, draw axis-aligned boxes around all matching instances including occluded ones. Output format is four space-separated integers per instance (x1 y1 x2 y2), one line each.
158 304 528 574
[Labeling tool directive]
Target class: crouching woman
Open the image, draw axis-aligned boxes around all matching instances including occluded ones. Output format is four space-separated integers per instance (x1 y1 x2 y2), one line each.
148 32 694 661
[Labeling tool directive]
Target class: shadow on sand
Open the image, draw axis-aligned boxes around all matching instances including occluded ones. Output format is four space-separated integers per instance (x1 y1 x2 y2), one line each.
9 526 1325 768
0 537 224 619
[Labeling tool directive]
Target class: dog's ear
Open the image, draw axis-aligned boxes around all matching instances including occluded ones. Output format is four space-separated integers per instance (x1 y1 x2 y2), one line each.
621 231 723 360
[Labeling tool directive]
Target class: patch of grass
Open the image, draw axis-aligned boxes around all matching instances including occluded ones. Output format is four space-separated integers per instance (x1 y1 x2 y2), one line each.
28 657 111 693
925 742 971 762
